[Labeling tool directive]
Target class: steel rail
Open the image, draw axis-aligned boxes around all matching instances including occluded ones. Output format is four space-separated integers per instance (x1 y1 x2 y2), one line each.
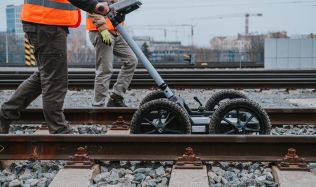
0 69 316 89
0 135 315 162
16 108 316 125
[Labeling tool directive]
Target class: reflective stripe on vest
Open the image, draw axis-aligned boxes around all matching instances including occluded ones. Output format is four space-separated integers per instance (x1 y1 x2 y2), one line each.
86 17 124 31
25 0 77 10
21 0 81 28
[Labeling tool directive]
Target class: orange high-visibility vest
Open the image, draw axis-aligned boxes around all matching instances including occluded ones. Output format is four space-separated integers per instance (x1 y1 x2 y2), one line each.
86 16 124 31
21 0 81 28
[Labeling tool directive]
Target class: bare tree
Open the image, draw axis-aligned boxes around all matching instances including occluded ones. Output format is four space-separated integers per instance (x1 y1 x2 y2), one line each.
67 27 95 66
247 35 265 63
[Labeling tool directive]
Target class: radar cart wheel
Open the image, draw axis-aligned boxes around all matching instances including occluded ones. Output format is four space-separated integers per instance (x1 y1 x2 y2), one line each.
131 99 191 134
209 98 271 135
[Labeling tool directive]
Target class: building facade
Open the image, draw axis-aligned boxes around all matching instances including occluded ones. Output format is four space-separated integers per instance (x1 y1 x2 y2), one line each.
209 33 288 64
1 5 25 65
210 35 253 63
210 36 251 51
133 36 194 64
6 5 23 38
265 38 316 69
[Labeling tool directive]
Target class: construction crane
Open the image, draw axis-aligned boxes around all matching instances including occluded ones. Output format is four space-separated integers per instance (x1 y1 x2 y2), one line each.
191 13 263 35
244 13 263 35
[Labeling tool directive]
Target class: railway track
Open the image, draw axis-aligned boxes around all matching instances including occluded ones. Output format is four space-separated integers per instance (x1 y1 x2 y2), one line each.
1 107 315 186
0 135 315 162
16 107 316 126
4 107 315 161
0 68 315 89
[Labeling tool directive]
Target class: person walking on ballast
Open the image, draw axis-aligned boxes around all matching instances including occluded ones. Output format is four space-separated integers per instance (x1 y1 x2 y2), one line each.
87 0 138 107
0 0 110 134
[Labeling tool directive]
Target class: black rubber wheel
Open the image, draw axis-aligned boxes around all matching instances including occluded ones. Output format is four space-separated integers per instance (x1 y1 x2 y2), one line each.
131 99 191 134
205 90 248 111
209 98 271 135
140 90 167 106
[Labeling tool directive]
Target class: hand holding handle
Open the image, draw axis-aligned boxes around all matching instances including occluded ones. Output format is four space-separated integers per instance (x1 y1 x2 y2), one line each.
94 2 110 15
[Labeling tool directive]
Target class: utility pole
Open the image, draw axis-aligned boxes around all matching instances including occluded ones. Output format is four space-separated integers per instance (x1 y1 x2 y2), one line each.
5 33 9 64
191 25 194 47
163 29 167 41
174 24 194 46
239 50 242 69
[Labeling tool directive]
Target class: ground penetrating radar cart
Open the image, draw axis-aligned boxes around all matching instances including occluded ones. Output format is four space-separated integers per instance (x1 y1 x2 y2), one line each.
102 0 271 135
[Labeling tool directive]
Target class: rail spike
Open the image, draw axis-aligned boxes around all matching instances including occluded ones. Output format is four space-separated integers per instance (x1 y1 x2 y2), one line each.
276 148 309 171
0 145 4 153
175 147 203 169
111 116 130 130
29 145 39 160
65 146 92 169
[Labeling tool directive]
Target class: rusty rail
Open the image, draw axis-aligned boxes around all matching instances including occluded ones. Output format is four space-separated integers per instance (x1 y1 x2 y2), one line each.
0 135 315 162
16 108 316 125
267 108 316 125
19 108 135 125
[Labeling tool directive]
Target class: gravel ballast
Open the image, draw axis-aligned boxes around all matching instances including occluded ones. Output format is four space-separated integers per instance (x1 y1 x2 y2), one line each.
207 161 277 187
89 161 173 187
0 161 64 187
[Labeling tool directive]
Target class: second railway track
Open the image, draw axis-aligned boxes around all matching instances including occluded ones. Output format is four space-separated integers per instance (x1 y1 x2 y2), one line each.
1 68 316 89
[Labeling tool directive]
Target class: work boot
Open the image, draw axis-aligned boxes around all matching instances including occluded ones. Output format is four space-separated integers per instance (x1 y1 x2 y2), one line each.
51 122 76 134
0 117 10 134
54 127 72 134
107 93 127 107
92 103 105 107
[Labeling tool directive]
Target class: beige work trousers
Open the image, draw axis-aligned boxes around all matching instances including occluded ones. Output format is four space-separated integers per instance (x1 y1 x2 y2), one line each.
89 31 138 106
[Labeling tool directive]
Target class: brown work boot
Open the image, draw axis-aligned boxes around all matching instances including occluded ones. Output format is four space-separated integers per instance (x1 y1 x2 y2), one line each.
0 117 10 134
107 93 128 107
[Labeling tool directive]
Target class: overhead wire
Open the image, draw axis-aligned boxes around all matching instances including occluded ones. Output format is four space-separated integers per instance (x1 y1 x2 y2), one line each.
142 0 316 10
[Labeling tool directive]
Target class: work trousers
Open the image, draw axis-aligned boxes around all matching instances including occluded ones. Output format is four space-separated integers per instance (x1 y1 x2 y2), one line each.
0 23 69 134
89 31 138 106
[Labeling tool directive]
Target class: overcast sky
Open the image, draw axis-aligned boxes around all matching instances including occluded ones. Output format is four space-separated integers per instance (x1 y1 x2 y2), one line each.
1 0 315 47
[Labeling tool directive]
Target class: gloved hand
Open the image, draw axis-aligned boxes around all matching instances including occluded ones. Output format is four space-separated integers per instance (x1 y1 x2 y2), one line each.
100 30 112 46
91 14 106 28
94 2 110 15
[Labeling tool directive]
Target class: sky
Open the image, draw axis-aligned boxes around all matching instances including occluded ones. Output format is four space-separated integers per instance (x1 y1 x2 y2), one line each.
1 0 316 47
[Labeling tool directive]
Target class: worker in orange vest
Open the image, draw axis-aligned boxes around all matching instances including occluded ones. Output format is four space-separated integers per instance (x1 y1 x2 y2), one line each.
87 0 138 107
0 0 110 134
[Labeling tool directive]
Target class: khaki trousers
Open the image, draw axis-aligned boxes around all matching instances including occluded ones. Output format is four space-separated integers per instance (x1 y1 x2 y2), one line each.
0 23 69 134
89 31 138 106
